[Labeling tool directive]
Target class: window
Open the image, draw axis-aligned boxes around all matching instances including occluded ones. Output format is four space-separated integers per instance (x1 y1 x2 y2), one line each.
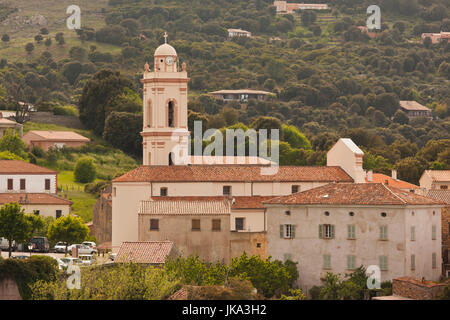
256 243 261 248
347 225 356 239
56 210 62 219
168 153 174 166
432 225 437 240
291 185 299 194
379 226 388 240
160 188 168 196
349 212 355 217
411 226 416 241
192 219 201 231
379 256 388 271
323 255 331 269
20 179 26 190
347 255 356 270
168 101 174 127
45 179 51 191
113 187 117 197
381 212 387 217
324 211 330 216
411 254 415 270
432 253 437 269
223 186 232 196
150 219 159 231
319 224 335 239
280 224 295 239
7 179 13 190
235 218 244 231
440 185 448 190
212 219 221 231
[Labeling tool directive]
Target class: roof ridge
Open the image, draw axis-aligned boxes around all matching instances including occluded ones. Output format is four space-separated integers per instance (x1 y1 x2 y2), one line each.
381 184 407 204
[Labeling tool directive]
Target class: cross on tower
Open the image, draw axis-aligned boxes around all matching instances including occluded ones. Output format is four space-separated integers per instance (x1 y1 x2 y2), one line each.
164 32 168 44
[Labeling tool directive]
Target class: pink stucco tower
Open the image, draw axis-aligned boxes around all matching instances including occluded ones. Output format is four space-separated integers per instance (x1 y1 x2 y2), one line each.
141 34 190 166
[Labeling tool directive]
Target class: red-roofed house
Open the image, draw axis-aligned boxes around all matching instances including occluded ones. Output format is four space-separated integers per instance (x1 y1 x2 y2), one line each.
115 241 179 265
399 101 432 120
23 130 90 151
366 170 419 193
420 170 450 191
264 183 443 293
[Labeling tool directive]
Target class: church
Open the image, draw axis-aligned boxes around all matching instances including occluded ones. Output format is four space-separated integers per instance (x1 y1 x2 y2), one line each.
111 39 442 288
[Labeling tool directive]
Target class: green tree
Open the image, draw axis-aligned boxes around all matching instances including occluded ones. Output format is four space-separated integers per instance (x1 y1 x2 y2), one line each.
44 37 52 49
0 130 28 159
0 203 31 257
62 62 83 85
103 112 142 156
282 125 311 150
34 34 43 44
1 34 10 43
55 33 65 46
25 42 34 55
74 157 96 183
47 215 89 253
393 110 409 124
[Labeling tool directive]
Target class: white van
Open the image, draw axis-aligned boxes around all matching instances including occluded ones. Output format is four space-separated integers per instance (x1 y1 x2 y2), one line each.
0 238 16 251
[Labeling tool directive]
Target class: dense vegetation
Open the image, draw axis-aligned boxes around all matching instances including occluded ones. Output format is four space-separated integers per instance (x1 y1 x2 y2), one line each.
0 0 448 184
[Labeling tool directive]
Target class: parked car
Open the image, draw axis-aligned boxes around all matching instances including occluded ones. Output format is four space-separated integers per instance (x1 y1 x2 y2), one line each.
0 238 16 251
79 254 96 266
68 244 97 255
59 257 82 269
11 255 29 260
30 237 50 253
53 242 69 253
82 241 97 250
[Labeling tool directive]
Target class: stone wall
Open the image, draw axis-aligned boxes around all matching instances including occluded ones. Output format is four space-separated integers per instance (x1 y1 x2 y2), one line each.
92 187 112 245
392 277 447 300
230 232 267 259
0 277 22 300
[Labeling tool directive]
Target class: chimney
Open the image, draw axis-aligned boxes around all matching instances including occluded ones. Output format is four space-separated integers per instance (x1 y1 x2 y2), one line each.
367 170 373 182
391 169 397 180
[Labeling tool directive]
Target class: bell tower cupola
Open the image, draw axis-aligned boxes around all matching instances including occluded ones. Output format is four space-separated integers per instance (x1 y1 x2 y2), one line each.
141 33 190 166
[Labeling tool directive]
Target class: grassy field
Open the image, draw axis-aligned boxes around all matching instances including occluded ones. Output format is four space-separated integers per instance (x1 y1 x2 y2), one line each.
0 0 121 63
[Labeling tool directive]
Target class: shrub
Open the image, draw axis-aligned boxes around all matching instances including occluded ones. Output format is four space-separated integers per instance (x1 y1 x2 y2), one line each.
52 105 78 116
74 157 96 183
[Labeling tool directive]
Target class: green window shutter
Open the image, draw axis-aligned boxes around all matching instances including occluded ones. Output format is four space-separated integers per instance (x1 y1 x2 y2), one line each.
331 225 335 238
432 225 436 240
411 226 415 241
319 224 323 238
432 253 436 269
291 225 296 239
280 225 284 238
411 254 415 270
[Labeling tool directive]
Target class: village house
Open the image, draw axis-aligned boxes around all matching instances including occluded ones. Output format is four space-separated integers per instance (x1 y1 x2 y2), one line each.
227 28 252 38
264 183 443 294
366 170 419 193
274 1 329 14
0 113 23 138
421 31 450 44
22 130 90 151
209 89 272 102
0 160 57 194
425 189 450 277
0 193 71 218
420 170 450 191
399 101 433 120
115 241 179 265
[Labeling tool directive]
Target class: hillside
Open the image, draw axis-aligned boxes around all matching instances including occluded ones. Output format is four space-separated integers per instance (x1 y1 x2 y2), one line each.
0 0 448 185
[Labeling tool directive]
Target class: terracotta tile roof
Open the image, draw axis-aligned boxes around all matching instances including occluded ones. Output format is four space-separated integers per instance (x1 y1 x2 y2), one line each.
423 170 450 182
0 118 21 126
426 190 450 205
113 165 353 183
0 193 72 205
0 160 57 174
139 199 231 215
168 287 189 300
264 183 442 206
366 173 419 189
24 131 90 142
150 196 274 210
115 241 177 264
394 277 449 288
399 101 430 111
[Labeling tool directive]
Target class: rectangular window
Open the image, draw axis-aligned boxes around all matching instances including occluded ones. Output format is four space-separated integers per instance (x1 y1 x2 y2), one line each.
411 254 415 270
212 219 221 231
323 255 331 269
347 255 356 270
56 210 62 219
113 187 117 197
223 186 231 196
432 253 437 269
440 185 448 190
45 179 51 191
7 179 13 190
20 179 26 190
319 224 335 239
291 185 299 194
281 224 295 239
411 226 415 241
160 187 168 196
192 219 201 231
432 225 436 240
347 225 356 239
150 219 159 231
235 218 244 231
379 226 388 240
379 256 388 271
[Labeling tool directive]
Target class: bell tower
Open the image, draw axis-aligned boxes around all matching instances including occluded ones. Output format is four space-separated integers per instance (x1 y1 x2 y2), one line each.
141 34 190 166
